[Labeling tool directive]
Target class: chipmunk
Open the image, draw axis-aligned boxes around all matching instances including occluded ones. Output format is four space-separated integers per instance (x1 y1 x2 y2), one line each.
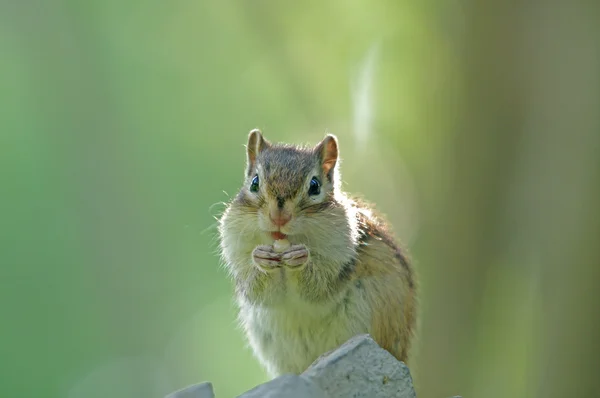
218 129 418 377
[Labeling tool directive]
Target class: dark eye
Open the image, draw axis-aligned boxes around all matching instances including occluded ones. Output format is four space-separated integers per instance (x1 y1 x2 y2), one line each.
308 176 320 196
250 175 259 192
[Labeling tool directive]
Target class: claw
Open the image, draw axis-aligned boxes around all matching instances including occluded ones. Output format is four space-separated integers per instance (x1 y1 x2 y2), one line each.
280 244 309 269
252 245 282 272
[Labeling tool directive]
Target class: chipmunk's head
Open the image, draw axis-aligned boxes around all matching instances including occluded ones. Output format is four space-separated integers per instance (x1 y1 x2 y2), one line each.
219 129 347 248
235 129 341 240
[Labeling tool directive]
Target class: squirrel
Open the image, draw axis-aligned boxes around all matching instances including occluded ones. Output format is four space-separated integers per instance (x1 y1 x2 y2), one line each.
218 129 418 377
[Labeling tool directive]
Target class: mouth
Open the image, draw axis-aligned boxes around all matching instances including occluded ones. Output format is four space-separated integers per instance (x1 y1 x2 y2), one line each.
271 231 287 240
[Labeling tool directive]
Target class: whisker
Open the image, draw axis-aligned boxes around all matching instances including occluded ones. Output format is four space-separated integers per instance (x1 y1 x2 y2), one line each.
200 222 218 236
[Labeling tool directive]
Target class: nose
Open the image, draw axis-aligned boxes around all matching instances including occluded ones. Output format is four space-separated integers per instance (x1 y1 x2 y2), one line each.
270 209 291 227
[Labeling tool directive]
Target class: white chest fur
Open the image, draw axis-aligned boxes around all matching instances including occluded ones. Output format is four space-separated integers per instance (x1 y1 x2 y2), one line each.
237 281 371 377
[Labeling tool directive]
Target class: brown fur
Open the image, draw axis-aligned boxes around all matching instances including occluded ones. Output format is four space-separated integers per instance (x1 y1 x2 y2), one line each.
349 203 418 364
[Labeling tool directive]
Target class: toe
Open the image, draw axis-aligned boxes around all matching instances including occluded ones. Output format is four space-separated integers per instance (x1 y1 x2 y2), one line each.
281 249 308 260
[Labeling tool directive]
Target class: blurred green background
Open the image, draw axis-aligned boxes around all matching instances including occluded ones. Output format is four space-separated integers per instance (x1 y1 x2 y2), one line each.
1 1 599 397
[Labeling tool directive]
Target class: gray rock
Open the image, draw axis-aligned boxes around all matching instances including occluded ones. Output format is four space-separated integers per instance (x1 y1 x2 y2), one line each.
302 334 416 398
237 374 329 398
165 382 215 398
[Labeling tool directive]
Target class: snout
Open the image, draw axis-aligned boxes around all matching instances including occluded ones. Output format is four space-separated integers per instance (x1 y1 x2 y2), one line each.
269 209 291 227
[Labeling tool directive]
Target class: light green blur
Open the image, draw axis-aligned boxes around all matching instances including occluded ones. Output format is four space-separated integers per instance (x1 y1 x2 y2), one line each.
1 1 599 398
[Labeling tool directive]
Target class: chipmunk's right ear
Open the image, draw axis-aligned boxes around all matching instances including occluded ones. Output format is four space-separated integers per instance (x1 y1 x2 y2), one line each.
246 129 270 176
315 134 339 182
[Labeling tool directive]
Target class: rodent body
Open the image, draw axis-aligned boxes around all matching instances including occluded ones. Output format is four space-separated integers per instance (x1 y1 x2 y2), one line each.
218 130 417 377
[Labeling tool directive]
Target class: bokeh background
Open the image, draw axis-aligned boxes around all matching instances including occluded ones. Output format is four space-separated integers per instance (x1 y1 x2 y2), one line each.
1 1 599 397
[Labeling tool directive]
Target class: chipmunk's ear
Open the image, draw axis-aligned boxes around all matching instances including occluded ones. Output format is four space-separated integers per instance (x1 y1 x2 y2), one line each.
246 129 270 176
315 134 339 182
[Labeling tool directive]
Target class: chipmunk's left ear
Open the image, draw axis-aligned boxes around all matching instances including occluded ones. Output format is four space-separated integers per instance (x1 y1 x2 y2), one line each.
315 134 339 182
246 129 271 176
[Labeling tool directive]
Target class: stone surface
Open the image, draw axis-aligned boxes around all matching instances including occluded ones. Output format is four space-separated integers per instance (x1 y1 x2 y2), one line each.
165 382 215 398
302 334 416 398
237 374 328 398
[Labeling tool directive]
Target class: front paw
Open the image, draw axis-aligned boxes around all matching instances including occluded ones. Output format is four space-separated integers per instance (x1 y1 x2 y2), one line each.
252 245 282 273
280 244 310 269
